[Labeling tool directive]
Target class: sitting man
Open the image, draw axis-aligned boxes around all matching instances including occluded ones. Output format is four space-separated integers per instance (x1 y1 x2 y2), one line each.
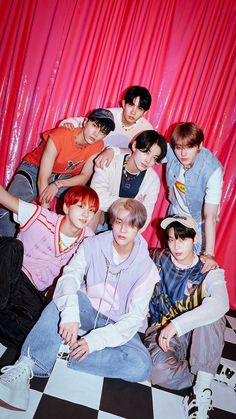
90 130 167 232
0 198 159 411
0 182 99 348
60 85 153 148
144 215 234 419
0 108 114 237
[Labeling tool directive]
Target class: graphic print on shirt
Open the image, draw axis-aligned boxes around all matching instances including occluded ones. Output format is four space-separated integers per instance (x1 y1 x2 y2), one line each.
149 249 207 327
175 180 185 194
65 160 84 171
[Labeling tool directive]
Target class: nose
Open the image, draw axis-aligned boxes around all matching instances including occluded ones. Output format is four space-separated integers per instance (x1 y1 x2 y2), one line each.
131 106 137 115
120 222 127 233
181 148 188 157
94 127 101 137
82 207 89 217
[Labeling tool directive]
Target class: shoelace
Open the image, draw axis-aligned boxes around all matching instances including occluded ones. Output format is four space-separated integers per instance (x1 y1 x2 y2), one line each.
1 363 34 382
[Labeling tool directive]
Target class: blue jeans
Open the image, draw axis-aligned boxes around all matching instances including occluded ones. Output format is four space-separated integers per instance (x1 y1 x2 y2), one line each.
0 161 71 237
21 292 152 382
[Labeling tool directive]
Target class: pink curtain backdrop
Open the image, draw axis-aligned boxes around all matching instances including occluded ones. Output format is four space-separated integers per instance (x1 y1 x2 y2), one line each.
0 0 235 307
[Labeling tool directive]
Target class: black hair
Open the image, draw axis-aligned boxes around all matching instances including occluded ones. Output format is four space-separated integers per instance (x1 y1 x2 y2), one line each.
170 122 204 149
88 116 114 135
134 130 167 163
165 221 196 241
124 86 152 111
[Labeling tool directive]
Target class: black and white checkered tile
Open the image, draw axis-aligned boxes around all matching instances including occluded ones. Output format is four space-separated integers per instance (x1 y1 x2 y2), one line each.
0 311 235 419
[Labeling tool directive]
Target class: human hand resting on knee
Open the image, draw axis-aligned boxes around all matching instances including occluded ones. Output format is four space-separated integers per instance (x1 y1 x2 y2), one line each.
59 322 80 345
158 323 177 352
69 337 89 361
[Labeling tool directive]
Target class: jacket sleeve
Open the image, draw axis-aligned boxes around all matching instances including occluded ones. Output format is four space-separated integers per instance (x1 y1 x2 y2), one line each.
171 269 229 336
137 169 160 231
84 264 160 353
90 161 119 212
53 244 87 324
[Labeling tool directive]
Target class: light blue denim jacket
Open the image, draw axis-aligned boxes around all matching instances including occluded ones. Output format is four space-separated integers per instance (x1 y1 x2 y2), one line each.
166 146 222 223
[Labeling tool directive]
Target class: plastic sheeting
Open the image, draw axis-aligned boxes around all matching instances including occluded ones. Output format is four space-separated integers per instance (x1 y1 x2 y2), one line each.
0 0 235 307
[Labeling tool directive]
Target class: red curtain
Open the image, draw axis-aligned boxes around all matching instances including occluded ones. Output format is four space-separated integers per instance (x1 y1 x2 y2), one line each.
0 0 235 307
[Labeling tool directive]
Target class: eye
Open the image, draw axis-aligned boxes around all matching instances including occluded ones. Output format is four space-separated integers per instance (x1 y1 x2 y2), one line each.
89 208 95 213
138 106 144 111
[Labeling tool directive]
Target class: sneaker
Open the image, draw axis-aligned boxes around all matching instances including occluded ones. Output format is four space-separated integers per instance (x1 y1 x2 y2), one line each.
183 387 213 418
214 363 236 391
0 356 34 411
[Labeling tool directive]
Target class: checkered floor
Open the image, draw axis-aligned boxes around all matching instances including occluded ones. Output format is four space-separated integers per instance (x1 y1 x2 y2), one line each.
0 311 235 419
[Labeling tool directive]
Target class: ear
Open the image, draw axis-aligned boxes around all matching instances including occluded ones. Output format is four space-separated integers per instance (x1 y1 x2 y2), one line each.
121 99 125 109
63 203 69 215
193 234 199 245
198 142 203 151
83 117 88 128
131 140 137 152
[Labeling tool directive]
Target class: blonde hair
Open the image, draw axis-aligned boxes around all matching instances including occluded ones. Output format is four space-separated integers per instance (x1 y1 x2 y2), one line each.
109 198 147 230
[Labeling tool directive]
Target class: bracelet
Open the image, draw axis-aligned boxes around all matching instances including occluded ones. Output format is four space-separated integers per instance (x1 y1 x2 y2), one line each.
54 180 62 189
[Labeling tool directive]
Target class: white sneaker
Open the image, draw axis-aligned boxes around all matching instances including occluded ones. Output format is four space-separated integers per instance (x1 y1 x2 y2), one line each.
214 363 236 391
0 356 34 411
183 387 213 419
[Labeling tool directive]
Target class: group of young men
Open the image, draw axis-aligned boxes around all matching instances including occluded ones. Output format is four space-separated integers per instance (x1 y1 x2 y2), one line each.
0 86 234 419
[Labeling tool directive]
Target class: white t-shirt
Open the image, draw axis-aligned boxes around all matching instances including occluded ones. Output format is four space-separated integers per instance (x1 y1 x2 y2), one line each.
172 165 223 216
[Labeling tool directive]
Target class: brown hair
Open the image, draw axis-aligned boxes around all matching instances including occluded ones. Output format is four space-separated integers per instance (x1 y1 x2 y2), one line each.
109 198 147 230
170 122 204 149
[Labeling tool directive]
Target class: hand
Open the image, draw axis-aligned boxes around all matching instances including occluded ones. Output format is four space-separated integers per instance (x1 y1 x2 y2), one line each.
60 122 75 130
95 148 114 169
69 337 89 361
39 183 58 205
200 254 219 274
136 194 147 203
158 323 177 352
59 322 80 346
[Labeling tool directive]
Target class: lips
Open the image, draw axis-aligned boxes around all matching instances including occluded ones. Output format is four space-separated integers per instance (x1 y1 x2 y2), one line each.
118 235 126 240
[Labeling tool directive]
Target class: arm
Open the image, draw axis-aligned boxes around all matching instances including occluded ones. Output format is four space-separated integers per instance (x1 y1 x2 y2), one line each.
81 264 159 355
37 137 58 207
53 244 88 344
39 154 96 206
95 146 129 169
171 268 229 337
90 162 118 212
200 203 219 273
0 184 19 214
137 170 160 231
59 116 84 129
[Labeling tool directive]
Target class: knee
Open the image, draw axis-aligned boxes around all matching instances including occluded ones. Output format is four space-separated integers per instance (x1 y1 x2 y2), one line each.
126 348 152 383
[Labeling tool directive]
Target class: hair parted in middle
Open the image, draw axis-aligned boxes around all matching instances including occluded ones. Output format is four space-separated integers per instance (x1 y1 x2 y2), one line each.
170 122 204 149
108 198 147 230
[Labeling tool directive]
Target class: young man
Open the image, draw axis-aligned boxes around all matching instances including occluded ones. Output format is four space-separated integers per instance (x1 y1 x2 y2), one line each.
166 122 223 272
0 108 114 237
144 215 234 419
90 130 167 232
0 183 99 348
0 198 159 411
60 85 152 148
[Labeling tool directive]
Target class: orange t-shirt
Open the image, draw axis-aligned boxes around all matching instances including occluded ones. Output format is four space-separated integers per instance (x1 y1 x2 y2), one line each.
25 127 104 175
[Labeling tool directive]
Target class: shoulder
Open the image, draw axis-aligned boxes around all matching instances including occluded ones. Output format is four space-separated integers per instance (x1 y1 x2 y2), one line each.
137 117 153 130
149 248 169 264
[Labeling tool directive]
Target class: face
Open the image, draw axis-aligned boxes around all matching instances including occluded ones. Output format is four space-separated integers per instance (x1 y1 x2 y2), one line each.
64 201 96 232
129 142 161 172
122 96 145 126
112 208 139 255
167 227 195 265
82 120 107 145
174 142 202 168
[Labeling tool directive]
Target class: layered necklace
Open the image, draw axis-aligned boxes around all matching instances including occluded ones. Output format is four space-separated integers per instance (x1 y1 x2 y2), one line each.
123 156 140 179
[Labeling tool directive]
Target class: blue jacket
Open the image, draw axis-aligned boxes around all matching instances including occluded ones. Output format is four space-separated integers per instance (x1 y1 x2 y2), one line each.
166 146 222 222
